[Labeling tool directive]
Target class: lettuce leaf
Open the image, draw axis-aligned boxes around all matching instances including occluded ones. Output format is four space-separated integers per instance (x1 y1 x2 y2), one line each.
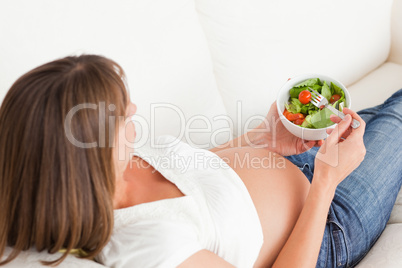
294 78 320 88
311 84 322 94
290 84 322 98
310 108 335 129
329 82 347 110
331 82 345 103
321 81 332 102
329 83 334 95
308 109 319 116
300 103 316 115
300 105 308 114
285 98 303 113
301 114 313 128
289 87 306 98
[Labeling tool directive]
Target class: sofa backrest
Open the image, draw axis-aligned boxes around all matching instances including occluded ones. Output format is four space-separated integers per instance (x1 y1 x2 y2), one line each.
0 0 230 149
195 0 394 134
389 0 402 65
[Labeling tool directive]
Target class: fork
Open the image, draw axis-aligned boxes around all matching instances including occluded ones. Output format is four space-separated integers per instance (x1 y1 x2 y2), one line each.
308 87 360 129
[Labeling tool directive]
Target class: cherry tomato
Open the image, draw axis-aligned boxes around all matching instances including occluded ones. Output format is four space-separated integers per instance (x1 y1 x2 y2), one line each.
298 90 312 104
320 105 325 110
330 94 341 104
294 118 305 125
283 108 291 118
286 113 305 121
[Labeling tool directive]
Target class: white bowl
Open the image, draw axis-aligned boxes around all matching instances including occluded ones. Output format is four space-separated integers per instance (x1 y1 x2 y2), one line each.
276 73 352 141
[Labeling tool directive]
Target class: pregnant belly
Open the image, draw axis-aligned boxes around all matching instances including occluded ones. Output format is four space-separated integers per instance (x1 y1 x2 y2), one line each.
214 147 311 267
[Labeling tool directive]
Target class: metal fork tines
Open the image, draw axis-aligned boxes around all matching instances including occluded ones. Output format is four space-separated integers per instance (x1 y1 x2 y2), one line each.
309 87 328 107
307 87 360 129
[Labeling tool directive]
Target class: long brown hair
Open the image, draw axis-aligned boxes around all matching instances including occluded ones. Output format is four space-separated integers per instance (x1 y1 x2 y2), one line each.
0 55 129 265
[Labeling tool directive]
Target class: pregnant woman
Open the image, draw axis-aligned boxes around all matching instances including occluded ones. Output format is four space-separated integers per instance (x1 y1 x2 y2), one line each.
0 55 401 267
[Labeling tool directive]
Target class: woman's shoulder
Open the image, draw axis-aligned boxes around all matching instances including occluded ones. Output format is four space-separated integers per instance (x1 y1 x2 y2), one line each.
133 135 184 158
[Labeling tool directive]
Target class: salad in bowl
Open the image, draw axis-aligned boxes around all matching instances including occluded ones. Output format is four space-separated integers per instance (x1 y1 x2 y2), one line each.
284 77 347 129
276 74 352 140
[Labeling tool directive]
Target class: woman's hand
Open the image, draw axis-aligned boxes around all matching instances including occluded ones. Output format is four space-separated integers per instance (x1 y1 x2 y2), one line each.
252 101 323 156
313 108 366 190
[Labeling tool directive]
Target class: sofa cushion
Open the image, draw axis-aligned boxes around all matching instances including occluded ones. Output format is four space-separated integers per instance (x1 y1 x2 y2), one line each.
348 62 402 111
196 0 394 135
389 188 402 224
388 0 402 65
355 223 402 267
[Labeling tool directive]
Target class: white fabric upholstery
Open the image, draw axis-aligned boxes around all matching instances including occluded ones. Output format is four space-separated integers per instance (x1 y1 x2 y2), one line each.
389 0 402 65
0 0 230 149
348 62 402 111
195 0 394 134
355 224 402 267
0 0 402 267
389 188 402 225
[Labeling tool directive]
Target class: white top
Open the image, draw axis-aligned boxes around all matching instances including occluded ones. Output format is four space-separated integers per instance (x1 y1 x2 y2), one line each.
96 135 264 268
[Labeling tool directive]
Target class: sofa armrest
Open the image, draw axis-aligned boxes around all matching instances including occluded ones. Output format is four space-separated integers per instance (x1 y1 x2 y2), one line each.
388 0 402 64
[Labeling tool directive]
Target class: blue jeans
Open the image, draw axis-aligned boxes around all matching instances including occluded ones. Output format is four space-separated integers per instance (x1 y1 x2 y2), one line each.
285 89 402 267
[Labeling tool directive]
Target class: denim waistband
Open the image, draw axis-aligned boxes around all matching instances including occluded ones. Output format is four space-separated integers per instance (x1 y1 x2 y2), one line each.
299 162 314 183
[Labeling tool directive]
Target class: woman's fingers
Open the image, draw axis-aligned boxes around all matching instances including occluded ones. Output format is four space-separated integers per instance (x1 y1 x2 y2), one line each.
302 140 316 151
341 108 366 140
316 139 324 147
326 114 352 145
302 139 323 148
326 125 352 138
329 114 342 124
327 109 365 140
298 139 323 154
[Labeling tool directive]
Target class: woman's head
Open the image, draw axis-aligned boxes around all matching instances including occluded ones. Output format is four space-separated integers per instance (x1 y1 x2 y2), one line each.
0 55 132 265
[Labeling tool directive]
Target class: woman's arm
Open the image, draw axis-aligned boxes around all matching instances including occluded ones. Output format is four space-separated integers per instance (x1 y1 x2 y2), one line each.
177 250 235 268
272 178 335 267
272 109 366 267
209 102 323 155
208 129 260 153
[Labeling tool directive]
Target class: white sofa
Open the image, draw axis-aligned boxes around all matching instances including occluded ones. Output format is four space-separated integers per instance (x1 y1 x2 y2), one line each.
0 0 401 267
